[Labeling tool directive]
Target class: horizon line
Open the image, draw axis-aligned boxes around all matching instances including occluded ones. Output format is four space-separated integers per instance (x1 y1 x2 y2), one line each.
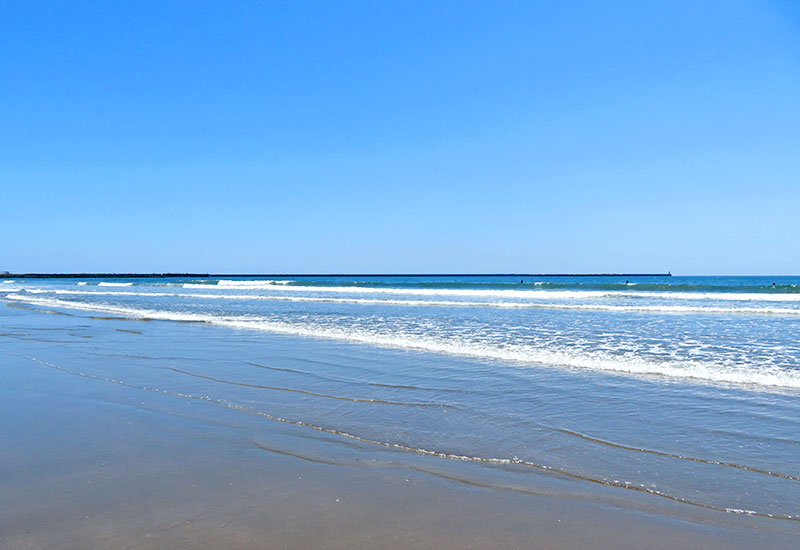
2 272 675 278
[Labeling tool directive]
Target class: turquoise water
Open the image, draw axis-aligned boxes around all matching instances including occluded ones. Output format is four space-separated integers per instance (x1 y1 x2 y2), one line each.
1 275 799 525
5 275 800 387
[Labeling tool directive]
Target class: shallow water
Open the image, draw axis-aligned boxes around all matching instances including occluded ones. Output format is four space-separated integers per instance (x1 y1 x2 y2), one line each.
1 275 799 545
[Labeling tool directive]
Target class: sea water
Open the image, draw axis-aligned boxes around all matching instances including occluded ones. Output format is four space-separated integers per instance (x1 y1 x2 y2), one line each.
1 275 798 527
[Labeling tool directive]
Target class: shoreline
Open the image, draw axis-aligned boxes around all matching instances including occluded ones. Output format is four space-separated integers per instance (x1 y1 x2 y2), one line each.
2 337 796 549
1 288 797 548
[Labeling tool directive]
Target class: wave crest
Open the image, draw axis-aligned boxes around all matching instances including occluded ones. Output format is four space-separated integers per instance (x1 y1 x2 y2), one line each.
6 294 800 390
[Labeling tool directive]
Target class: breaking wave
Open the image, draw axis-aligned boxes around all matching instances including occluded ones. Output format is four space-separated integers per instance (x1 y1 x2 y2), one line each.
6 293 800 390
183 281 800 302
10 288 800 316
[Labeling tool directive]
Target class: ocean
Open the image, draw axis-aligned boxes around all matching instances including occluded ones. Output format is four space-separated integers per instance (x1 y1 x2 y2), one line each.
1 275 799 546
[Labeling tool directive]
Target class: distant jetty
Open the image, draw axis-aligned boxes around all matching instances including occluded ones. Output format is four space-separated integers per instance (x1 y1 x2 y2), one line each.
0 272 672 278
0 273 210 279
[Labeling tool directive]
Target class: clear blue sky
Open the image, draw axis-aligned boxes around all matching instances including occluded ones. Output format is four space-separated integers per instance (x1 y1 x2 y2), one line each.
2 1 799 274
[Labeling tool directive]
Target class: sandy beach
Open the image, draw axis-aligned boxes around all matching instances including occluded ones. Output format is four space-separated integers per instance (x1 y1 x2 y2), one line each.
5 1 800 547
2 291 798 549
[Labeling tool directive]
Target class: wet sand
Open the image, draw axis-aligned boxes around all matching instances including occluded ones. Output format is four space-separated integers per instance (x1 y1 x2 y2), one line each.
1 303 799 549
1 359 796 549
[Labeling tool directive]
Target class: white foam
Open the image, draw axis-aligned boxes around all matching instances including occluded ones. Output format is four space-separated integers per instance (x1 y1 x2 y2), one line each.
18 288 800 316
183 281 800 303
213 279 294 288
77 282 87 286
2 280 15 284
6 293 800 390
98 282 134 287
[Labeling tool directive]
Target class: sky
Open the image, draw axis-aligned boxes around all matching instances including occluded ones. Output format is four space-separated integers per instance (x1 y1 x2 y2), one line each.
2 1 799 275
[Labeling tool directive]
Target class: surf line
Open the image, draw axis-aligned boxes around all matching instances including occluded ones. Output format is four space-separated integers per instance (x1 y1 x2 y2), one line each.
3 350 797 522
5 294 800 390
16 288 800 316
